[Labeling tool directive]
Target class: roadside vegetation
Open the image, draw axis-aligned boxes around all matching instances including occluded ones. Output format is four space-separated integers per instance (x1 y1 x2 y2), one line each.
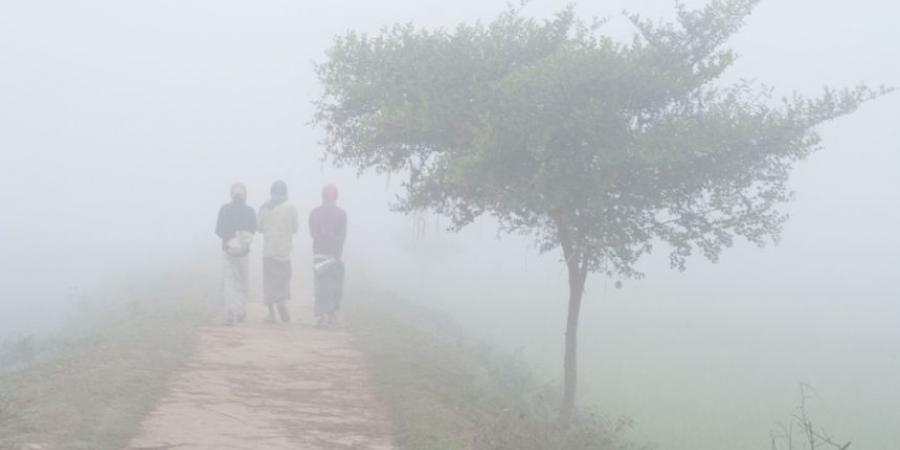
348 291 855 450
0 267 212 450
347 291 642 450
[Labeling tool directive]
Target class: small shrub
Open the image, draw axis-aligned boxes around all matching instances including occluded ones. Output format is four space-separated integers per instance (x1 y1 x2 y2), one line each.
475 401 640 450
770 384 851 450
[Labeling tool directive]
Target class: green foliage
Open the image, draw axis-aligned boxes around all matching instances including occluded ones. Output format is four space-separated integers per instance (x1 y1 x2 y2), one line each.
315 0 889 277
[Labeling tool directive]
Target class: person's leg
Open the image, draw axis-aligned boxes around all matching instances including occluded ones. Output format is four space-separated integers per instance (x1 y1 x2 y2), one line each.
313 257 326 322
262 257 276 323
235 255 249 322
327 261 345 325
278 259 292 322
314 274 327 327
222 254 239 325
276 302 291 322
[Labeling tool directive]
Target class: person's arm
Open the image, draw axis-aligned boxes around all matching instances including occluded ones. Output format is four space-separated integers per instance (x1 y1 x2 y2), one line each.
291 206 300 235
257 206 267 235
215 205 227 240
333 209 347 258
337 210 347 246
308 209 318 240
248 207 257 234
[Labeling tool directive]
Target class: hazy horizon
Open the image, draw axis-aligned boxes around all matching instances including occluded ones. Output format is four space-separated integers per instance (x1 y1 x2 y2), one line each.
2 1 898 449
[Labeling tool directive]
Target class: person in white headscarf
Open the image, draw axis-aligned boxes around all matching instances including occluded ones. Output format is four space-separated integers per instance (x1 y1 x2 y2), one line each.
215 182 256 325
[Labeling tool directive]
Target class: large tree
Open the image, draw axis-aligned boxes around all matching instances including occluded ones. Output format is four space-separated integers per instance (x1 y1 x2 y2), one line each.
314 0 889 421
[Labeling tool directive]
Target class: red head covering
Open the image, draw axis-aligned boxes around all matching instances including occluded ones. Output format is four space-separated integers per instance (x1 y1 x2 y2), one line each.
322 184 338 204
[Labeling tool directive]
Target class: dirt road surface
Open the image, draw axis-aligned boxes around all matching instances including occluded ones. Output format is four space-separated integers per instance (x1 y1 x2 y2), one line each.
126 301 393 450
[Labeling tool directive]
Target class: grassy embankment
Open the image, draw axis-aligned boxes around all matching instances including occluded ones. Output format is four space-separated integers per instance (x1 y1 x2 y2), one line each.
0 269 212 450
1 271 637 450
347 292 640 450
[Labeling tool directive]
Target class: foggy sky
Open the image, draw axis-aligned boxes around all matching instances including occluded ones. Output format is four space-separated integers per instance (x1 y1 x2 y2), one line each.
1 1 898 449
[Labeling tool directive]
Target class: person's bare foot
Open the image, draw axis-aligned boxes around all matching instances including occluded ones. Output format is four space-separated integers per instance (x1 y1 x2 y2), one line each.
264 305 277 324
277 303 291 323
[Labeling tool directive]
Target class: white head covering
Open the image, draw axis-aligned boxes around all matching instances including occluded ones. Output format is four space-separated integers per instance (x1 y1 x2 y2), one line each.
230 182 247 200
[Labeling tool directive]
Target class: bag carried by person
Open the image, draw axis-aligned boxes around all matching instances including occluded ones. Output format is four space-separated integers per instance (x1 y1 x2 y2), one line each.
225 231 254 257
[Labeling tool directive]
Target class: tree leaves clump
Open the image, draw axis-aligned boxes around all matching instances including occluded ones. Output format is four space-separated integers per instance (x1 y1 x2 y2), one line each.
315 1 888 278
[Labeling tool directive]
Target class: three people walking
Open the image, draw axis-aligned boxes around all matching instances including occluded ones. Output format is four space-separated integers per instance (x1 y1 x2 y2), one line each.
216 181 346 326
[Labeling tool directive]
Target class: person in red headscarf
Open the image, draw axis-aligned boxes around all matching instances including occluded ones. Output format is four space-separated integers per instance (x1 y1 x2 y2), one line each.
309 184 347 327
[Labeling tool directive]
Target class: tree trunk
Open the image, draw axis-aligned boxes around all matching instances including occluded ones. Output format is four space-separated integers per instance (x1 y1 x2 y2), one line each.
560 250 588 425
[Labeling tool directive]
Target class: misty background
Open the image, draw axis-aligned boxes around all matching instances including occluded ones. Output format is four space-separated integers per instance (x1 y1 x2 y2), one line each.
1 1 898 449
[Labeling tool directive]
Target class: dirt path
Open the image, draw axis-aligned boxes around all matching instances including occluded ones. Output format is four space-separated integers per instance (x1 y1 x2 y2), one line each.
126 301 393 450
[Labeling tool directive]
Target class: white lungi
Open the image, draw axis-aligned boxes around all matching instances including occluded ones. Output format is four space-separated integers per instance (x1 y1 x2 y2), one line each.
223 253 249 315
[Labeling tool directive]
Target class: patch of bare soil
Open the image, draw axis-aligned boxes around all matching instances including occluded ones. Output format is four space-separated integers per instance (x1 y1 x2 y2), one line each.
126 302 393 450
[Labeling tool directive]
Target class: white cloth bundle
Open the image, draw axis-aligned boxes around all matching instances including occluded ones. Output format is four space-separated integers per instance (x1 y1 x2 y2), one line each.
225 231 254 257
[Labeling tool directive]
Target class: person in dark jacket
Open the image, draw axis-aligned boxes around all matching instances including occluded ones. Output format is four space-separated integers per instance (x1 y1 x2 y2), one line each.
216 182 256 325
309 184 347 327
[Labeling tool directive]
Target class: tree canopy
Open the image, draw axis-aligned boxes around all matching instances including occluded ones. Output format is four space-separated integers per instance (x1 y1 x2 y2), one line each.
314 0 890 419
315 1 886 278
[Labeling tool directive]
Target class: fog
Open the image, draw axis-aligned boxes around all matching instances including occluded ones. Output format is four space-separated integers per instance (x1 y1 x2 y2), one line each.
1 1 898 449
